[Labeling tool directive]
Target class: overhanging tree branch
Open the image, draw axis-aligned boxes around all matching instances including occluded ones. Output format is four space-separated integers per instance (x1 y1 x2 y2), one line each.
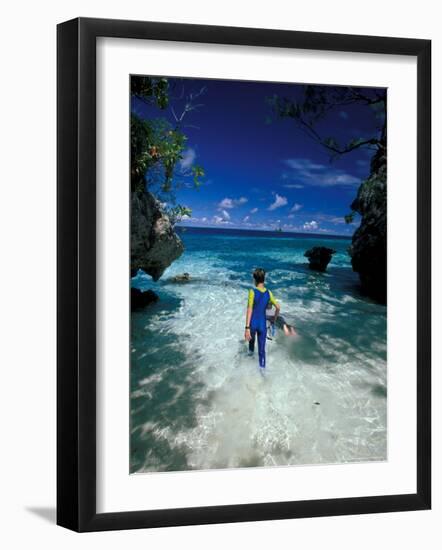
270 85 386 160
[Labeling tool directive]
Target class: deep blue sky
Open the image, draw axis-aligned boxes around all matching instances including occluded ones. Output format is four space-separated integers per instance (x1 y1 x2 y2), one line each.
132 77 385 236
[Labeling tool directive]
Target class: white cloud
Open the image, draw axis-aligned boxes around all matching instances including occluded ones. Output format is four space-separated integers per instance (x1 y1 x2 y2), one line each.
283 183 304 189
212 215 232 225
333 174 360 185
268 194 288 211
290 203 303 213
287 214 294 219
180 148 196 171
283 158 360 187
312 213 359 227
250 207 258 214
286 159 324 171
210 205 232 225
218 197 248 209
243 216 250 222
303 220 319 231
219 198 234 209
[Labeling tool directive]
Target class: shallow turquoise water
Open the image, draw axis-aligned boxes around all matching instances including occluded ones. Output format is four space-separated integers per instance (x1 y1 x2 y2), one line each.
130 228 387 473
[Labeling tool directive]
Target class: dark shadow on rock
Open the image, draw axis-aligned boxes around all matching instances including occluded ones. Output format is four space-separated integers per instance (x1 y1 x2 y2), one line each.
131 287 159 311
25 506 56 524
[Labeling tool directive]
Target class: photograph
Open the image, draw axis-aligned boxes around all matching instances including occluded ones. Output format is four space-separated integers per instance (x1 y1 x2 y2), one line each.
129 74 387 474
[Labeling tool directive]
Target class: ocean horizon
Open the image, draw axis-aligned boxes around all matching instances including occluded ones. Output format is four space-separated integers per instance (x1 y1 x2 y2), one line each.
176 224 352 240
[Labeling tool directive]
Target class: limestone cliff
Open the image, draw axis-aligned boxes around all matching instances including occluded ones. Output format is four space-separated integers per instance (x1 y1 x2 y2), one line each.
131 190 184 280
349 148 387 304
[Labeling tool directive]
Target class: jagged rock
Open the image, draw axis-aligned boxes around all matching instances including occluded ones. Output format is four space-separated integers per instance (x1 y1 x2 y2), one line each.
131 190 184 280
131 288 159 310
304 246 336 272
349 148 387 304
170 272 191 283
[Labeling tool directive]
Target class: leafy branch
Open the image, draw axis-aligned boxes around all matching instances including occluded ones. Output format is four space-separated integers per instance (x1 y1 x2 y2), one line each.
130 76 207 213
268 85 386 161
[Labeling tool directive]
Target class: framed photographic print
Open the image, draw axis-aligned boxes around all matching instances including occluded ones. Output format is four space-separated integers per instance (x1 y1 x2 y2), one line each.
57 17 431 531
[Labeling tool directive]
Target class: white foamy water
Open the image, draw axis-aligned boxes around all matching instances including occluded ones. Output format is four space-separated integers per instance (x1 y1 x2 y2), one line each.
130 230 387 473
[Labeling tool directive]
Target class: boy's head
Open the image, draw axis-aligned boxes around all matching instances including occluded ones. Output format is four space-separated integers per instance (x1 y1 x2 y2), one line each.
253 268 266 285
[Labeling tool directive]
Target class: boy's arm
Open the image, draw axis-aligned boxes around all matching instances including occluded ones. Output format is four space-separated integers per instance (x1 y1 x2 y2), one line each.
269 291 280 321
244 290 253 341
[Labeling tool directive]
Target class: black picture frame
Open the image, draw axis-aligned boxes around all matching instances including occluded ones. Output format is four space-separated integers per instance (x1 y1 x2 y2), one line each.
57 17 431 532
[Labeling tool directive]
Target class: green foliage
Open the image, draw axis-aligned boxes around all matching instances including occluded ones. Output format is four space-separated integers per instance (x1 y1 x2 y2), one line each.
348 137 364 148
191 165 205 188
131 76 169 109
130 76 206 219
131 114 188 193
131 114 153 192
167 205 192 225
344 213 355 224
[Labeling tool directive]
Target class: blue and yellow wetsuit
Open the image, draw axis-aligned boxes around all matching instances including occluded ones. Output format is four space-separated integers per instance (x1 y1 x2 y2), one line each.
248 287 278 369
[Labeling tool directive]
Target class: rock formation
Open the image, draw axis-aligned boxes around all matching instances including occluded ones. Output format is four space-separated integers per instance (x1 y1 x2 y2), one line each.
304 246 336 272
130 288 159 310
349 148 387 304
131 190 184 280
170 272 191 283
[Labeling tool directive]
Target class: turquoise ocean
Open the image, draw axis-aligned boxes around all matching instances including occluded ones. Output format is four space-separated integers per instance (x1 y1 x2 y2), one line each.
130 226 387 473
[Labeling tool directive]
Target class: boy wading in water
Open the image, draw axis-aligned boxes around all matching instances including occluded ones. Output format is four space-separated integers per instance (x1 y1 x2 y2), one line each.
245 268 280 370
